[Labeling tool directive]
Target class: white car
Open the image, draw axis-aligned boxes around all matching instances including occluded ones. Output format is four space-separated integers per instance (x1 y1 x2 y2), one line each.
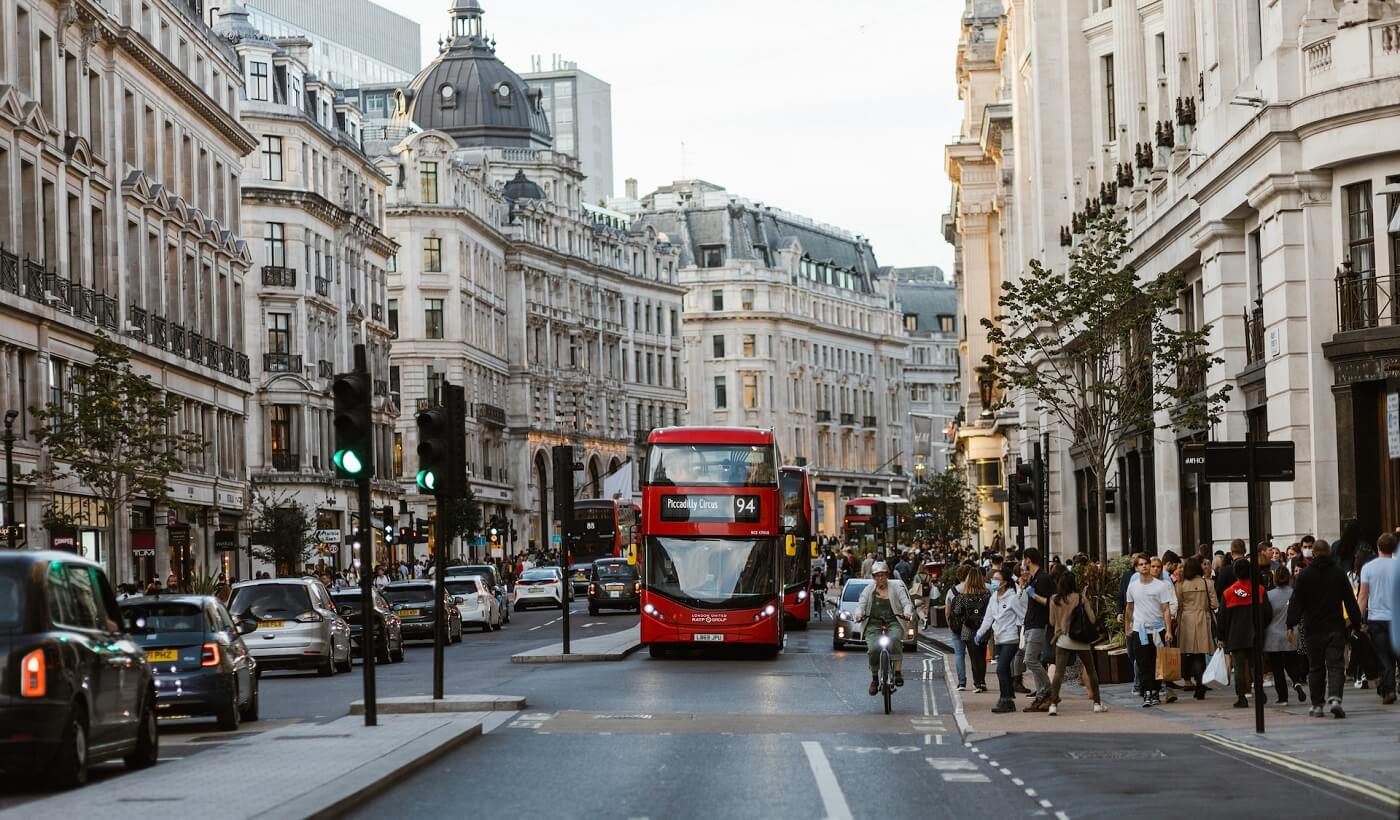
513 567 566 610
445 575 502 632
229 578 353 676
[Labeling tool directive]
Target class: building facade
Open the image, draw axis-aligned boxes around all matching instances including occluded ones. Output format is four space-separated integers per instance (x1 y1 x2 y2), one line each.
624 179 911 537
522 57 614 207
894 266 960 477
374 0 684 558
0 0 257 582
241 0 419 88
947 0 1400 557
217 6 400 574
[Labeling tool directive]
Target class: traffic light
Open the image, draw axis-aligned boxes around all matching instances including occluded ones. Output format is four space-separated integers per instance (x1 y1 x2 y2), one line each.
382 505 396 545
416 405 450 494
552 444 582 525
332 371 374 479
489 527 499 546
1013 459 1037 523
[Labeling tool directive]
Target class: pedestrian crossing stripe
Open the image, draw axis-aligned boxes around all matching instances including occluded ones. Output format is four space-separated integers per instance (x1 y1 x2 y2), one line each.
941 772 992 782
925 757 978 771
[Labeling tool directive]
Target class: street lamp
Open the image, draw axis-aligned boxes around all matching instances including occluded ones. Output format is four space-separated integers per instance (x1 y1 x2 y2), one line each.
3 410 16 550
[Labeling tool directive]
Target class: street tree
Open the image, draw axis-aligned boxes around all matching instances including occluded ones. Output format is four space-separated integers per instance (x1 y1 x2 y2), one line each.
441 484 482 550
912 467 980 543
981 209 1230 558
29 332 205 574
248 488 317 576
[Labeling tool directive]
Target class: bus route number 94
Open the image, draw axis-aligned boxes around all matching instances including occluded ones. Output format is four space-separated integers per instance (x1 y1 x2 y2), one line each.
733 495 759 522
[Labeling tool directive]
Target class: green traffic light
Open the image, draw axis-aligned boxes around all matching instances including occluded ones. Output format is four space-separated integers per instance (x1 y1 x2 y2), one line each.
416 469 437 492
334 448 365 475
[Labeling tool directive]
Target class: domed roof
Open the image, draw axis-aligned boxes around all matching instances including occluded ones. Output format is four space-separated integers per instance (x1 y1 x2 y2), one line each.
395 2 551 149
502 170 544 202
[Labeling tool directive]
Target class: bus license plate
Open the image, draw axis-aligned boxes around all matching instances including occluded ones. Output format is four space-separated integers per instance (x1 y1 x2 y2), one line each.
693 633 724 642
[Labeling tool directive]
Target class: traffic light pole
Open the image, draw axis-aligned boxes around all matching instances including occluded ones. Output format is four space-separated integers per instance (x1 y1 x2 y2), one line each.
1034 440 1048 556
553 445 578 656
356 473 376 726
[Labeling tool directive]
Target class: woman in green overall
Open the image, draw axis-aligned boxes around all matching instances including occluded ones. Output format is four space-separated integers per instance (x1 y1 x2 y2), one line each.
857 561 915 695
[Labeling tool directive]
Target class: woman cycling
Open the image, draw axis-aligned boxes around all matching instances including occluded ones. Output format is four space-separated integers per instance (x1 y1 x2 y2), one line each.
856 561 915 695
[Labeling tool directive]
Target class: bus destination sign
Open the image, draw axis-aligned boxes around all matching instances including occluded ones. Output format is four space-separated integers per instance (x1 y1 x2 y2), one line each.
660 494 761 523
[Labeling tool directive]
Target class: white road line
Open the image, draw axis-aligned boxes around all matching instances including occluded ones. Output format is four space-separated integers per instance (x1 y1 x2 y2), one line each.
802 741 854 820
999 768 1011 776
1012 778 1024 786
1055 812 1070 820
942 773 992 783
1040 799 1054 809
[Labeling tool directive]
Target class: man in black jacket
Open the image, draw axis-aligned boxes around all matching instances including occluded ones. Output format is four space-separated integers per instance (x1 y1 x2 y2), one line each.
1287 539 1363 718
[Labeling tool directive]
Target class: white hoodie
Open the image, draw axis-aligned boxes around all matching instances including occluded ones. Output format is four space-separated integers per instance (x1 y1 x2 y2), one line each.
976 587 1027 645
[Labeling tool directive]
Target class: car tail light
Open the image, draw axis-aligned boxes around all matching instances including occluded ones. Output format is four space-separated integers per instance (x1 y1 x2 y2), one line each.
20 649 45 698
588 584 596 595
634 581 641 593
295 611 324 623
201 642 222 667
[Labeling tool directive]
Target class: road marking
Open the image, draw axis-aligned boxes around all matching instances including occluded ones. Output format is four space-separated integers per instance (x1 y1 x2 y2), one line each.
999 768 1011 776
1196 732 1400 810
926 757 978 771
941 772 992 783
1012 778 1024 787
802 741 854 820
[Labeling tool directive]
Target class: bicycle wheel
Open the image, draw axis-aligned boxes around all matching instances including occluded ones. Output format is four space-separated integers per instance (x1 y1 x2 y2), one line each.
880 648 893 714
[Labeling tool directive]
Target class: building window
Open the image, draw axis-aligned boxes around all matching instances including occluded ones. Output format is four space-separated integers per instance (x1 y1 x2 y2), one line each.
743 374 758 409
938 315 954 333
249 61 269 101
423 237 442 272
713 376 727 409
711 289 723 311
267 313 290 354
269 405 292 453
424 298 444 339
1344 181 1374 278
420 161 438 204
261 135 283 180
263 222 285 267
387 298 398 337
670 309 678 337
903 313 918 332
742 334 755 357
741 288 755 310
1102 54 1116 143
712 335 725 359
701 245 723 268
393 432 403 477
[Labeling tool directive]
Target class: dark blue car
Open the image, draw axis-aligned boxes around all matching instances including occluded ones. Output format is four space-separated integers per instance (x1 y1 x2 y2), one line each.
118 595 260 731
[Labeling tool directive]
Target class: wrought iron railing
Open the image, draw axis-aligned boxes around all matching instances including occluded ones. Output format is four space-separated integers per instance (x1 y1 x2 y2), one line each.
204 339 218 368
373 379 388 397
816 410 832 423
151 315 167 350
188 331 204 364
235 354 250 381
170 323 186 356
475 403 506 426
270 451 300 472
261 266 296 287
371 303 383 321
264 353 302 373
127 305 148 339
840 412 856 425
0 248 18 294
220 345 235 376
97 293 118 330
1336 269 1398 332
863 415 877 428
314 276 331 297
1244 304 1265 366
44 272 72 311
24 260 45 302
317 360 333 379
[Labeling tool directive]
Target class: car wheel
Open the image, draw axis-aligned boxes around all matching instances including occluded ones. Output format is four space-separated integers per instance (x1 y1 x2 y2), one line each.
336 643 353 673
390 636 405 663
454 620 464 643
123 696 159 771
588 604 598 616
50 702 90 789
240 676 260 722
216 683 242 731
316 653 334 677
513 602 524 612
375 632 392 664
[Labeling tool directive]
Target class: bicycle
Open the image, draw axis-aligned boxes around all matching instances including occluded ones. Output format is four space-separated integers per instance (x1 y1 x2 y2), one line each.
876 631 895 714
810 584 827 621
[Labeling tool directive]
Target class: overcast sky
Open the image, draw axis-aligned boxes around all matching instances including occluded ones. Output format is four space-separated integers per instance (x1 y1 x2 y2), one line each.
390 0 960 274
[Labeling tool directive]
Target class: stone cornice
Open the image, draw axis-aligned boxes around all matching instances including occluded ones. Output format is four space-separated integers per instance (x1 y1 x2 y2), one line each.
245 186 397 256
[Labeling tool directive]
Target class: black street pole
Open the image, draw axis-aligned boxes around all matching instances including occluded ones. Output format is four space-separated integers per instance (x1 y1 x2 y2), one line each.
1245 441 1266 735
1035 439 1048 555
350 344 377 728
3 410 16 550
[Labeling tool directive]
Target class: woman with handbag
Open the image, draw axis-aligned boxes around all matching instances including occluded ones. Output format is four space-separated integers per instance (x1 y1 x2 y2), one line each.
1176 556 1218 699
1046 571 1107 715
952 565 991 693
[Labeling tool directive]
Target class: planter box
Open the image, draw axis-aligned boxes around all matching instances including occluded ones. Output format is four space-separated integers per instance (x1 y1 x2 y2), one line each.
1094 648 1133 684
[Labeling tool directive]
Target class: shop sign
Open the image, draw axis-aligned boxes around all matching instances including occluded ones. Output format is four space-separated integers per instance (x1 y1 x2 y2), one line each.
214 531 239 552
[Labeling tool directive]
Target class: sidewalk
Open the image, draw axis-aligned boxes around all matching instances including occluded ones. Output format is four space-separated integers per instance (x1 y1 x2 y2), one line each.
0 712 496 820
512 624 641 663
920 622 1400 809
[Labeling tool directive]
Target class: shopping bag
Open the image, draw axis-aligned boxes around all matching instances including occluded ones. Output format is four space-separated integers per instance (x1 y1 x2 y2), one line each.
1202 648 1230 689
1154 646 1182 682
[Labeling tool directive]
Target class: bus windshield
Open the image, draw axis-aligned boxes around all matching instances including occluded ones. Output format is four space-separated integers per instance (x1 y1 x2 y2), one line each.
645 444 776 487
645 536 776 607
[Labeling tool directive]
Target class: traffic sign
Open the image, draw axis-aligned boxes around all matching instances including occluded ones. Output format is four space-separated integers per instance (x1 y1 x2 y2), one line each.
551 533 562 544
316 529 343 544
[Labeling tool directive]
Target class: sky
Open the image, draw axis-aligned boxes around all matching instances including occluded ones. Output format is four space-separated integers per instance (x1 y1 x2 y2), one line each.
390 0 962 275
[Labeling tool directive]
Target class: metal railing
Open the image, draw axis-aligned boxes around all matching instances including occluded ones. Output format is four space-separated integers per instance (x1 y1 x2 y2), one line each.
1244 305 1265 365
371 303 383 321
476 403 506 426
151 315 167 350
314 276 331 297
1336 269 1399 332
261 266 296 288
863 415 877 428
127 305 148 340
235 354 250 381
816 410 832 423
317 360 333 379
840 412 856 425
373 379 388 397
220 345 235 376
264 353 302 374
188 332 204 364
0 248 18 294
270 451 300 472
24 260 45 302
170 323 186 356
1176 354 1207 396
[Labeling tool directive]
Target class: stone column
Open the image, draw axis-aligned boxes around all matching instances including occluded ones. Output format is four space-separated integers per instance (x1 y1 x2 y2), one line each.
1297 171 1340 535
1113 0 1148 152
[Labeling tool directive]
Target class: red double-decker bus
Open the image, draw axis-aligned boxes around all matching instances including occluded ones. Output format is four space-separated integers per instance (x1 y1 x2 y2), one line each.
640 427 784 658
779 465 814 629
567 498 638 564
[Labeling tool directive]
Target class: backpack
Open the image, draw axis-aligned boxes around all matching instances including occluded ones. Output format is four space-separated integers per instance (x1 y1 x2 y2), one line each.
1068 597 1100 644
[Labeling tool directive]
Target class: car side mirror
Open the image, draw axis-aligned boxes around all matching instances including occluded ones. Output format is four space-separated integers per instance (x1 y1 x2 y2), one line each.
453 595 465 604
237 618 258 636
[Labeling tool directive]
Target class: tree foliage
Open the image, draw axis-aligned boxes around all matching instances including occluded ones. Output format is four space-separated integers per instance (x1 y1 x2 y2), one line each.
248 488 317 575
980 210 1230 555
441 484 482 545
912 467 980 542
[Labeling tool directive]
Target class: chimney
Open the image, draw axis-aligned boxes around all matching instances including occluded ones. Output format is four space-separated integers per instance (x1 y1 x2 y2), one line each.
625 178 638 200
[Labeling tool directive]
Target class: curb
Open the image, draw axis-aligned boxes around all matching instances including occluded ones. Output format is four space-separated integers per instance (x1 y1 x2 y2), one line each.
349 695 526 714
919 635 972 740
1196 732 1400 812
281 719 484 820
511 641 642 663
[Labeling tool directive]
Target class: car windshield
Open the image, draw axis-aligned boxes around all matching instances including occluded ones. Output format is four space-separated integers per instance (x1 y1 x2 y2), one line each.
842 581 870 603
119 601 204 634
448 566 494 580
595 563 633 579
570 565 591 574
230 584 312 620
330 593 362 610
0 564 25 629
444 579 479 596
645 537 776 607
382 586 434 604
520 570 556 582
645 443 776 487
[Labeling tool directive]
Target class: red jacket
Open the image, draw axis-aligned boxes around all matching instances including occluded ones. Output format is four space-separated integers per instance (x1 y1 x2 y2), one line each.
1218 580 1272 651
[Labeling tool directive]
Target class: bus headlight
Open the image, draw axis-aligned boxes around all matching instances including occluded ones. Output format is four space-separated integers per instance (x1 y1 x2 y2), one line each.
796 590 808 602
643 603 663 621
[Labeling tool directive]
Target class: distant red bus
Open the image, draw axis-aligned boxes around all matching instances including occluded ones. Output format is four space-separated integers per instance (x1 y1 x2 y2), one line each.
567 498 638 564
779 465 814 628
842 496 912 548
640 427 784 658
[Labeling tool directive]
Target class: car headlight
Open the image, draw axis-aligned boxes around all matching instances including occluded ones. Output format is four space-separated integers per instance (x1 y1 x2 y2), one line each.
839 609 852 620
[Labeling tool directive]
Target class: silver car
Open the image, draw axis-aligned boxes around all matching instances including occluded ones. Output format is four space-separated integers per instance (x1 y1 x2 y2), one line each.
832 578 917 652
229 578 352 676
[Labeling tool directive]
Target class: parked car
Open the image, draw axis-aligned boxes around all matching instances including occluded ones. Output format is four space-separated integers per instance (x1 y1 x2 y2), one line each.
446 564 509 624
0 551 159 788
228 578 352 676
514 567 566 610
588 558 640 614
381 581 463 643
443 576 502 632
831 578 916 652
118 595 260 731
329 589 405 663
568 563 593 597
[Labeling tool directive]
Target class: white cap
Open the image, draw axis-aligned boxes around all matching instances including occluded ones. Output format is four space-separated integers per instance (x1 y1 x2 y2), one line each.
871 561 890 575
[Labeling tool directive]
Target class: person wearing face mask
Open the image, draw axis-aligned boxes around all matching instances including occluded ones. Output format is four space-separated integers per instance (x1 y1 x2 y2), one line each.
975 569 1028 714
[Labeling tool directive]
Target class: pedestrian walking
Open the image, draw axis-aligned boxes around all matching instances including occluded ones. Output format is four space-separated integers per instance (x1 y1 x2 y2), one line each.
1118 552 1148 692
1019 548 1055 712
1046 571 1106 715
914 562 935 630
1176 555 1218 699
1125 554 1175 707
1217 558 1273 708
952 565 991 693
1287 539 1364 718
1264 567 1307 704
975 568 1026 714
1358 532 1396 704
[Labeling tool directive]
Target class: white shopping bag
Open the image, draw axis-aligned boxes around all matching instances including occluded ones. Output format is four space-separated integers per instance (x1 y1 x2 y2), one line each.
1202 648 1230 689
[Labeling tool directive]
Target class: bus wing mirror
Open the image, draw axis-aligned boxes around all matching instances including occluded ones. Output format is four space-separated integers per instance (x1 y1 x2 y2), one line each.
627 544 638 566
810 539 819 559
785 534 797 557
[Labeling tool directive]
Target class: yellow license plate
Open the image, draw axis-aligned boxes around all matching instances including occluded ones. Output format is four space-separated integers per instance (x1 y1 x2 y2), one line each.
605 584 624 591
399 609 420 617
146 649 179 663
260 620 285 629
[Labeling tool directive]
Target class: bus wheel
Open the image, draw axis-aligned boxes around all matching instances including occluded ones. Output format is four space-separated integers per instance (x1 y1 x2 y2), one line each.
760 644 781 660
791 619 808 632
648 644 667 659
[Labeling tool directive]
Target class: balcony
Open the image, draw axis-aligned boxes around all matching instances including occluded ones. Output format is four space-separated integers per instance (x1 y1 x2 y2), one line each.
150 315 167 350
1337 268 1399 333
863 415 877 428
475 403 506 427
205 338 218 368
373 379 388 397
270 451 300 472
840 412 856 425
220 345 235 377
314 276 331 298
23 259 45 302
371 303 383 321
317 359 333 379
170 323 186 357
264 353 303 374
1244 304 1265 366
235 353 250 381
0 248 18 294
187 331 204 365
127 304 148 340
261 266 296 288
816 410 833 423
